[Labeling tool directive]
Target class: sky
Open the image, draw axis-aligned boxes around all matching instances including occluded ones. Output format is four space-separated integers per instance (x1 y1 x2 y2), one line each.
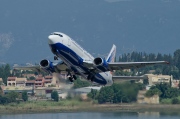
0 0 180 64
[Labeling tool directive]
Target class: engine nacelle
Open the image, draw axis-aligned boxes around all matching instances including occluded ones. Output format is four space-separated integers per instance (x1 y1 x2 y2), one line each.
93 57 108 72
40 59 55 73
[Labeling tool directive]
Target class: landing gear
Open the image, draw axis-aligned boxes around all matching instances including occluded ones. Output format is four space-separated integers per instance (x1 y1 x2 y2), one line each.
67 70 77 82
87 74 94 81
69 77 73 82
54 56 58 60
68 75 77 82
73 75 77 80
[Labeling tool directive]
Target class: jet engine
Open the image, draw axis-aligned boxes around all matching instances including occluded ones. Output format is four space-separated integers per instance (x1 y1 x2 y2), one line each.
93 57 108 72
40 59 55 73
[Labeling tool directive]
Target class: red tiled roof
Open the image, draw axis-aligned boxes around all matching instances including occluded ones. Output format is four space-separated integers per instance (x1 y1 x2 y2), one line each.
26 80 35 83
45 76 53 79
16 78 27 82
7 77 16 80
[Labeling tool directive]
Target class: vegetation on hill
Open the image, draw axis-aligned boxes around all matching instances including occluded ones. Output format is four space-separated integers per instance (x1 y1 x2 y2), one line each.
117 49 180 79
1 49 180 105
0 64 11 85
1 49 180 82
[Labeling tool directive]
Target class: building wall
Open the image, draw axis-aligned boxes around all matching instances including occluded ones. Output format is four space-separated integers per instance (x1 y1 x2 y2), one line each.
16 83 25 87
0 78 3 85
45 83 53 87
3 86 33 94
144 95 159 104
172 80 179 88
7 81 16 86
0 81 3 85
59 93 68 99
137 90 159 104
145 74 172 85
35 89 46 96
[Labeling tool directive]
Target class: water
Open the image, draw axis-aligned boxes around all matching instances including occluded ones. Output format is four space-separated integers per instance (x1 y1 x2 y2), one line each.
0 112 180 119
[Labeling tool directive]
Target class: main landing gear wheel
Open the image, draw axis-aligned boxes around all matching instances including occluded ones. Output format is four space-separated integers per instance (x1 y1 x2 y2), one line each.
73 75 77 80
54 56 58 60
69 77 73 82
87 74 94 81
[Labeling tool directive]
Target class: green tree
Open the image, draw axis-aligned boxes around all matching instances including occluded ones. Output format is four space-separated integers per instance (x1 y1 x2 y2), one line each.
22 91 28 101
153 83 170 98
0 86 2 95
29 76 35 80
6 91 18 102
97 82 142 104
98 86 114 103
51 91 59 102
113 90 123 103
0 96 9 105
0 64 11 85
87 89 98 100
73 78 90 89
112 83 122 103
98 87 107 104
164 88 179 98
143 78 149 85
154 68 162 75
172 98 180 104
174 49 180 67
145 88 162 97
147 83 180 99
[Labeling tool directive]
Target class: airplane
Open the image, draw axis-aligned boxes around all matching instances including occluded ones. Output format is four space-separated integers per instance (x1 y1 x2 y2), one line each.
14 32 169 86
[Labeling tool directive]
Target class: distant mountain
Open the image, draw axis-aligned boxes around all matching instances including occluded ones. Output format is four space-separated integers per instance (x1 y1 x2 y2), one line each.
0 0 180 64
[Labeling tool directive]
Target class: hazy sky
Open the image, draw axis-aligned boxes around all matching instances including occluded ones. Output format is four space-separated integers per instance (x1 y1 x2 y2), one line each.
0 0 180 64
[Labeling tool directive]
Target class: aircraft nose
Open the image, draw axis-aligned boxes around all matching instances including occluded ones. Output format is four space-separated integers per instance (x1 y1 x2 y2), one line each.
48 35 56 44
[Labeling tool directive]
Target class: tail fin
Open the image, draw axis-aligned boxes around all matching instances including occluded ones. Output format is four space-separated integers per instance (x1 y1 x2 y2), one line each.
106 44 116 63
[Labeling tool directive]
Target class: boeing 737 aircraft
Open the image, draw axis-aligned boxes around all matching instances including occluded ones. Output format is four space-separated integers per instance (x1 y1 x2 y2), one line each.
14 32 169 86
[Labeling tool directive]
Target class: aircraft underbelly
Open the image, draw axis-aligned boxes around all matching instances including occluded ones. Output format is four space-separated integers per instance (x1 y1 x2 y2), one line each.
51 43 109 85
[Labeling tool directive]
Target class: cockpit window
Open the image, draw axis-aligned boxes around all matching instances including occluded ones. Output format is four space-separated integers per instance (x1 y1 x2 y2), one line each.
50 33 63 37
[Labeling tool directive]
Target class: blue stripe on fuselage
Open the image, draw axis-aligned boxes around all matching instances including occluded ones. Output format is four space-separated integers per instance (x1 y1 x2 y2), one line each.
50 43 107 85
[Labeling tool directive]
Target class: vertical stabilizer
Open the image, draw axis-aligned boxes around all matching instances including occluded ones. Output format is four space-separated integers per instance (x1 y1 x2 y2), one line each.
106 44 116 63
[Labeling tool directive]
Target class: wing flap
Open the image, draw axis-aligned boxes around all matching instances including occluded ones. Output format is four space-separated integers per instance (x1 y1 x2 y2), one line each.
13 65 43 72
13 61 68 73
109 61 169 70
112 76 146 80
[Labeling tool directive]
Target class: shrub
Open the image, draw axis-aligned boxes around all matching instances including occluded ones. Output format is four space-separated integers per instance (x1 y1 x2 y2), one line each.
51 91 59 102
160 98 172 104
172 98 179 104
22 91 28 101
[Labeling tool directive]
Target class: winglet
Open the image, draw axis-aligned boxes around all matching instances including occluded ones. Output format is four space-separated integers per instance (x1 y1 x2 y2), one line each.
106 44 116 63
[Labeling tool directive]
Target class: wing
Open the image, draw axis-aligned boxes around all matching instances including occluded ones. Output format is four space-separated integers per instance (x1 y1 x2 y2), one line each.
83 61 169 73
112 76 147 80
112 76 145 82
108 61 169 70
13 61 68 73
13 65 43 72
